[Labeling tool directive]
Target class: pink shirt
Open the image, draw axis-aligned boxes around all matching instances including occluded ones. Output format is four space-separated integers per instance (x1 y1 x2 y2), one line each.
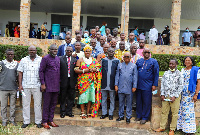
136 48 151 57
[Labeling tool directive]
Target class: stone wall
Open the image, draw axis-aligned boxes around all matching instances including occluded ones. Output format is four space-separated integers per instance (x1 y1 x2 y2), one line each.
0 37 63 55
1 37 200 56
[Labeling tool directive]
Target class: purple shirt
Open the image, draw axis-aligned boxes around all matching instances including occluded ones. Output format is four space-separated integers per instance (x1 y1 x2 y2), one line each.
39 54 60 92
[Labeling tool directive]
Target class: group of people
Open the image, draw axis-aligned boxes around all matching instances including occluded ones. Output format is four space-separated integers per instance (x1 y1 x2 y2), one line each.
4 22 49 39
0 28 199 135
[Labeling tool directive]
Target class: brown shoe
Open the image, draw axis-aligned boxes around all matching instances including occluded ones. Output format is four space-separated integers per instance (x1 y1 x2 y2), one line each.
154 128 165 132
48 122 59 127
169 130 174 135
42 123 50 129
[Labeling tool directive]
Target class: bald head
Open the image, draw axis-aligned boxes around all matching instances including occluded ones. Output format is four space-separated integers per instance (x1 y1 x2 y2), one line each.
49 44 57 49
124 52 131 57
143 48 151 60
103 43 110 53
28 46 37 58
28 45 36 51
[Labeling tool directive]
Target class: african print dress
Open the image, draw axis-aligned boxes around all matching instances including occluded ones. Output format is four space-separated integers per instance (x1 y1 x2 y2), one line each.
77 58 102 117
177 69 200 133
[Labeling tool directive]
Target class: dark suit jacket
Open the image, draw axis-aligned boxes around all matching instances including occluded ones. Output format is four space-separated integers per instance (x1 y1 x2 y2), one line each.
60 55 77 89
101 58 119 90
57 44 75 56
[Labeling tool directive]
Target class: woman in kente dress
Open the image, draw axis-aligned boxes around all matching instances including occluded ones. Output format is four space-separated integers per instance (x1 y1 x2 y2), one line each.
74 45 102 119
177 56 200 134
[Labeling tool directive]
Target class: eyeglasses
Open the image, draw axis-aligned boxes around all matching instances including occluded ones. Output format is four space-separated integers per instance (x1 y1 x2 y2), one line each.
139 42 144 44
144 52 150 54
66 50 72 52
108 51 114 53
7 54 14 55
119 44 125 46
124 56 130 58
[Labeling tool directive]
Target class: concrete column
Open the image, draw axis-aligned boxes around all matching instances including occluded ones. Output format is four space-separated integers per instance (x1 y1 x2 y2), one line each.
121 0 129 39
20 0 31 38
72 0 81 38
170 0 182 46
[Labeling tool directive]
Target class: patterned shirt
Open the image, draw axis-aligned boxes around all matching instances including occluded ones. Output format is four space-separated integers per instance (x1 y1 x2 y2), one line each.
161 70 183 98
1 60 18 70
114 49 129 62
131 54 142 64
17 55 42 88
41 24 47 36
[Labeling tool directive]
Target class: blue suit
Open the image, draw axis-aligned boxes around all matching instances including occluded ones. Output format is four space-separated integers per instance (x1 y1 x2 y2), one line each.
136 58 159 120
57 43 75 56
115 62 138 119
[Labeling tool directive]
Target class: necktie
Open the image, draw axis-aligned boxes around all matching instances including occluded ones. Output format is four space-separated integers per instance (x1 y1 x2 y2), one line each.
68 57 70 75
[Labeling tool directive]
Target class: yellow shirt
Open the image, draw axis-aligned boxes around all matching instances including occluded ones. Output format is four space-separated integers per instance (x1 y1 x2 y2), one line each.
41 24 47 36
114 49 129 62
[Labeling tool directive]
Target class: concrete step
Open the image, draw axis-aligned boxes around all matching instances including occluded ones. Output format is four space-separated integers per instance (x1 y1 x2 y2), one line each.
53 114 151 129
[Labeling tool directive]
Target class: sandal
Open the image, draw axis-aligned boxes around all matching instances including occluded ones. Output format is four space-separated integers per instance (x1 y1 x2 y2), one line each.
80 112 87 119
87 114 91 118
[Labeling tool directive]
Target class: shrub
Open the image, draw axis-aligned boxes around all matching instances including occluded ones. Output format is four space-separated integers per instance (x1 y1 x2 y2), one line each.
0 44 42 61
152 54 200 71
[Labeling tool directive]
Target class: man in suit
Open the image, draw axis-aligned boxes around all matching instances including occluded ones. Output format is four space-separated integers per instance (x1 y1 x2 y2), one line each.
60 46 77 118
100 47 120 120
115 52 138 124
72 34 85 50
57 35 75 56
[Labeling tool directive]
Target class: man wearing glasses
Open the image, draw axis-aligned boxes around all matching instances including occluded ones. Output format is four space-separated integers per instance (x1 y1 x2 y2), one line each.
60 46 77 118
115 52 138 124
135 48 159 124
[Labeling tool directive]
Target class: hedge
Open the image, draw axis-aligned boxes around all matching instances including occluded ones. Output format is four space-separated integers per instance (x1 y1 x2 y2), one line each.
1 44 200 71
0 44 42 61
152 54 200 71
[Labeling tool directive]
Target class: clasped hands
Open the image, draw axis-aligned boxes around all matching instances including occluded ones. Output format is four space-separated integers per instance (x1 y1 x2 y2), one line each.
115 86 136 93
84 68 97 73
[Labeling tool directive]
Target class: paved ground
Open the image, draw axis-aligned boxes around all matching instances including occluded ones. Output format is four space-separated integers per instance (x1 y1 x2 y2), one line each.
40 125 155 135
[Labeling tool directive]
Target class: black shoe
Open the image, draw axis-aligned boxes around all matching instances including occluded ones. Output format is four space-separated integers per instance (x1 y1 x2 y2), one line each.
140 120 147 124
21 124 29 128
36 124 42 128
116 117 124 121
109 115 113 120
100 114 108 119
134 118 141 121
126 118 130 124
66 113 74 117
10 121 17 126
60 113 65 118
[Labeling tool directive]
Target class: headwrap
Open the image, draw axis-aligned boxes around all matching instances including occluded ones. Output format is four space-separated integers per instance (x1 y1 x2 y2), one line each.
83 45 92 52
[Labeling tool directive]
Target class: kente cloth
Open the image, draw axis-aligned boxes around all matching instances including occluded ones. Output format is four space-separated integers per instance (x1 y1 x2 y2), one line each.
77 58 102 117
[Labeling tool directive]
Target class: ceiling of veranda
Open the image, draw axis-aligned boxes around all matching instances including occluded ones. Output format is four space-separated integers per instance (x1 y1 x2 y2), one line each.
0 0 200 20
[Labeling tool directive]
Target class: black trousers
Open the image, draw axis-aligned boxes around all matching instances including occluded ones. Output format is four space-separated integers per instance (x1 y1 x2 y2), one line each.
163 38 169 45
60 78 75 115
184 42 190 46
42 35 45 39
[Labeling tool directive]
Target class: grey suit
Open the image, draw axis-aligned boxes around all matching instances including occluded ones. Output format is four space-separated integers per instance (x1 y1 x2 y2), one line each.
60 55 77 115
